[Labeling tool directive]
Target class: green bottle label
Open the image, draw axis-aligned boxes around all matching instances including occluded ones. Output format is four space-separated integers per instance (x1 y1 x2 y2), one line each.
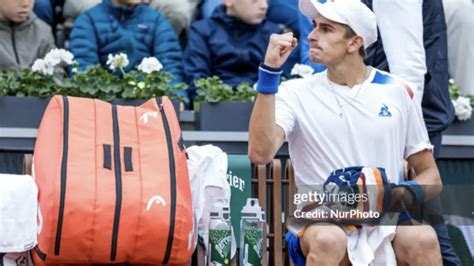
243 228 263 266
209 229 231 265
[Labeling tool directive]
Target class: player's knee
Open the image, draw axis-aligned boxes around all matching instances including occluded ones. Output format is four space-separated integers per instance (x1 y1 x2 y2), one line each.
407 226 440 257
302 226 346 254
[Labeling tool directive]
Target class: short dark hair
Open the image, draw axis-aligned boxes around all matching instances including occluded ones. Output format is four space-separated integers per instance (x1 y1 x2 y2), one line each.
342 24 366 58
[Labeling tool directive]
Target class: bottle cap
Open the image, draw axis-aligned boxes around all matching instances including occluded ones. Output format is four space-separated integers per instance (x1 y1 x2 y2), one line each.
210 198 231 221
241 198 265 222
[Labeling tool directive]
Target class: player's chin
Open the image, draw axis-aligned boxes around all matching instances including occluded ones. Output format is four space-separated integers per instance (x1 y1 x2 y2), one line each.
310 55 326 65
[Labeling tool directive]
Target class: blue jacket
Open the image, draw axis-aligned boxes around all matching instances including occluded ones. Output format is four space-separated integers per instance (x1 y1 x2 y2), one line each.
362 0 454 135
69 0 183 81
33 0 53 26
184 6 284 99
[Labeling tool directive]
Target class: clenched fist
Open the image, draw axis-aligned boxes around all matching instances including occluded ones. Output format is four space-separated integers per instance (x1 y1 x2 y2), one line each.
264 32 298 69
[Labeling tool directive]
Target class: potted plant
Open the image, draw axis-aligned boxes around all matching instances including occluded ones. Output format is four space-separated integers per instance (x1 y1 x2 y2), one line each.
446 79 474 135
194 76 256 131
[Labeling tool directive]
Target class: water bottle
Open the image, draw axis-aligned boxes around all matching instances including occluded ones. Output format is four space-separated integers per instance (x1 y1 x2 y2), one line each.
208 199 232 266
240 198 265 266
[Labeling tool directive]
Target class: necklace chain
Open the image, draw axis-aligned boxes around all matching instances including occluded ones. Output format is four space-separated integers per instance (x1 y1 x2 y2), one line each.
327 67 370 117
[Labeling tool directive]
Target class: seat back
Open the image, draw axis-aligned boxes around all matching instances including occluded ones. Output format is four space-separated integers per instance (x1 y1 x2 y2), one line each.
253 159 296 266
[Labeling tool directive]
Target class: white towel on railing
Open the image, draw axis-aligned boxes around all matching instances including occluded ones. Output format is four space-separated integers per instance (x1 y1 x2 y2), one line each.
0 174 38 253
187 145 236 257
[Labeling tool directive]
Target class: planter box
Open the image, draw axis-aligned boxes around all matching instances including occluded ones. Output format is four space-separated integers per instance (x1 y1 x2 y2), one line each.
444 111 474 135
197 102 254 131
0 96 51 129
0 96 52 165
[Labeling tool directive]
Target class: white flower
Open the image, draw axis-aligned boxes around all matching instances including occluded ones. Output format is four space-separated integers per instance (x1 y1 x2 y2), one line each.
449 78 455 85
106 53 129 71
137 57 163 74
452 96 472 121
44 48 74 66
290 63 314 78
31 59 55 76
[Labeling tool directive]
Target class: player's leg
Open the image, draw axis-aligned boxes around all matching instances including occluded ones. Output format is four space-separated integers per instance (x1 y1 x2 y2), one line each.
393 225 442 266
299 224 350 266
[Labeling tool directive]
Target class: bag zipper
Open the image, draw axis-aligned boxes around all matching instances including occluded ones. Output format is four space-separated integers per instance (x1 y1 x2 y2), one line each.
157 98 176 264
110 105 123 261
55 96 69 255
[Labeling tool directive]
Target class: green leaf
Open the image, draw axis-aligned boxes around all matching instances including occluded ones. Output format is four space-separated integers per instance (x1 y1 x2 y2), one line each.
81 85 100 95
121 87 137 99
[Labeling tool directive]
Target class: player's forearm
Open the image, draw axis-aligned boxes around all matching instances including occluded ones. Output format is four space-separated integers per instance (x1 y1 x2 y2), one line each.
249 33 297 164
413 166 443 201
248 94 280 164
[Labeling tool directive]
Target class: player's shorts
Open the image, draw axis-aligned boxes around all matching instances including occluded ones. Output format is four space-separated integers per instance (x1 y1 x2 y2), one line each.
285 232 306 266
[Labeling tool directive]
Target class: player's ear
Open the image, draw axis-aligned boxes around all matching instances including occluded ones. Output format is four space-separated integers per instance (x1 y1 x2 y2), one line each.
348 36 364 54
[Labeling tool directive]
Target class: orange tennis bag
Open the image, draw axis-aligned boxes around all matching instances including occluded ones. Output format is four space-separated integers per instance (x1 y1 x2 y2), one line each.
32 96 194 265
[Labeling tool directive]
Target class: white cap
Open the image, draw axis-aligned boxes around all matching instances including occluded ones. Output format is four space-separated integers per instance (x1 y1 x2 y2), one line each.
210 198 231 221
299 0 378 49
241 198 265 222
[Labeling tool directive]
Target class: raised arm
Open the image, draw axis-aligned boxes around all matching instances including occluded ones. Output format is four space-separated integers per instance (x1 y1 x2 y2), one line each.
248 33 297 164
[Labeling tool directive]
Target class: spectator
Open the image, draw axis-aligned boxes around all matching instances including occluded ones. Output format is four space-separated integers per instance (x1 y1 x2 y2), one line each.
33 0 53 25
443 0 473 96
147 0 201 35
0 0 55 70
63 0 197 35
69 0 184 83
184 0 287 100
63 0 100 19
199 0 301 73
201 0 299 31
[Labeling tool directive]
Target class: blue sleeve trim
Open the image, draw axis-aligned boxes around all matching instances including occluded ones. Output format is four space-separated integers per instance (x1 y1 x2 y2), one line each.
256 64 282 94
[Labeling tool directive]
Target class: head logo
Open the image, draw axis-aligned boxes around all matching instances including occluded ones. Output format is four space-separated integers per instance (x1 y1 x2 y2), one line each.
140 111 158 124
146 195 166 211
378 104 392 117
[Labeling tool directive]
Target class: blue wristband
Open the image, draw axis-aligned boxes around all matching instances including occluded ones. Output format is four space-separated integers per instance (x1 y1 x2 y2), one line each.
399 180 424 207
256 64 282 94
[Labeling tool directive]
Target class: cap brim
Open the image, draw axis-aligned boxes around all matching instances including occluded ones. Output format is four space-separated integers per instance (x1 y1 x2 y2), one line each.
299 0 347 25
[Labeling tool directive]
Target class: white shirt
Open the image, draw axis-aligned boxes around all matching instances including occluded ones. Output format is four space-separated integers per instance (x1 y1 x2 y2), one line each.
276 68 432 188
373 0 426 103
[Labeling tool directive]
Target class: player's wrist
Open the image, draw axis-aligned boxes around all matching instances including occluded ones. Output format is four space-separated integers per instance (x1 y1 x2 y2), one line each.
397 180 424 207
256 63 282 94
262 59 282 70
